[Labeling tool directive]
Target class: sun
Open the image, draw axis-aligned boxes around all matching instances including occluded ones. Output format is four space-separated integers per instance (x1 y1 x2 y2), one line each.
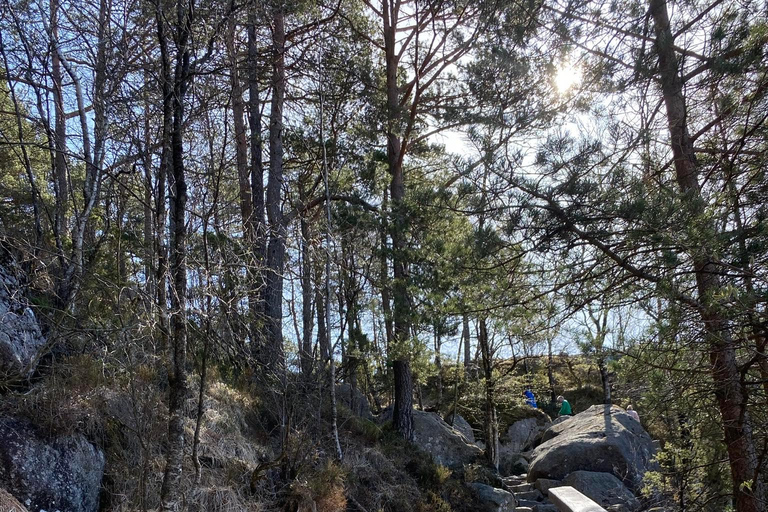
554 63 582 93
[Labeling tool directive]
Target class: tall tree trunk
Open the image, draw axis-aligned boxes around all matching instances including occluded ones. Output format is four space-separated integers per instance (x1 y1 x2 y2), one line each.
50 0 68 272
247 3 266 353
337 287 347 379
380 189 394 348
315 264 330 362
263 5 286 372
450 327 463 423
227 20 253 232
300 214 314 377
462 312 470 370
383 0 413 441
343 247 360 412
598 358 611 405
226 15 259 346
478 317 498 469
434 323 442 411
547 336 556 403
159 1 190 508
193 214 213 485
155 0 173 357
317 51 343 459
650 2 765 509
142 111 155 304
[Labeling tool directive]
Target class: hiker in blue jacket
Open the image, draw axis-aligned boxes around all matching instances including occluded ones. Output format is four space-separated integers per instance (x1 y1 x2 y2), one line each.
523 386 537 408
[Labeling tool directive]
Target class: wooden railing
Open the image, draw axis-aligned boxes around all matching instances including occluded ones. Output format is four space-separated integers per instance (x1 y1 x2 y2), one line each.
548 486 607 512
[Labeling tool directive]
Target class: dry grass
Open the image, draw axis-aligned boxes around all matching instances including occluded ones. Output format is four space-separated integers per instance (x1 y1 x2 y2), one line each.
342 446 423 511
3 355 490 512
188 486 264 512
191 381 264 472
285 461 347 512
0 488 28 512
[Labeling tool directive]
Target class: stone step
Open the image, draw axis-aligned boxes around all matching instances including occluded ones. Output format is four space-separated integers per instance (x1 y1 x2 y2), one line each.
517 499 542 508
510 483 534 493
516 508 534 512
532 504 558 512
515 489 544 502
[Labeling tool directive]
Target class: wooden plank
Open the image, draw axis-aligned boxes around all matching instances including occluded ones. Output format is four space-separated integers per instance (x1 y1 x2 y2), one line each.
548 486 607 512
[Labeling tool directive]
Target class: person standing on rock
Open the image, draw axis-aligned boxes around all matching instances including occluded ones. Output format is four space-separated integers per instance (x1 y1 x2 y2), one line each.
523 386 537 408
557 395 572 416
626 404 640 422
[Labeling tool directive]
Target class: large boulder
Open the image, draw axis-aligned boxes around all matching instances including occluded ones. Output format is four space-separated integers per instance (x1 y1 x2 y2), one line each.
410 410 483 468
445 413 475 443
0 257 46 380
562 471 640 511
527 405 655 492
468 482 516 512
0 417 105 512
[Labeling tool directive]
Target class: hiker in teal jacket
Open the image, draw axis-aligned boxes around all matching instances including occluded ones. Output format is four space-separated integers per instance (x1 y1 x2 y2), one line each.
557 395 572 416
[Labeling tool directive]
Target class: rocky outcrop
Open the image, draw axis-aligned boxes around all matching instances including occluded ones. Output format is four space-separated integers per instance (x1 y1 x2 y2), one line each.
527 405 655 492
562 471 640 511
0 257 46 380
409 410 483 468
468 482 516 512
0 417 105 512
445 413 475 443
498 411 549 477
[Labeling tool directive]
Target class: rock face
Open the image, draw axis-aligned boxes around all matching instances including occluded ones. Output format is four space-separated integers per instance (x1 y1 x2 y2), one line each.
0 257 46 379
0 417 105 512
336 383 372 418
527 405 655 492
502 413 551 453
445 413 475 443
562 471 640 511
499 453 529 477
468 482 516 512
499 411 550 476
410 410 483 468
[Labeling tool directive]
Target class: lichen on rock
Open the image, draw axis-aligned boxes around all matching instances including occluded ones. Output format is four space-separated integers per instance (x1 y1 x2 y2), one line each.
0 253 46 381
0 417 105 512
